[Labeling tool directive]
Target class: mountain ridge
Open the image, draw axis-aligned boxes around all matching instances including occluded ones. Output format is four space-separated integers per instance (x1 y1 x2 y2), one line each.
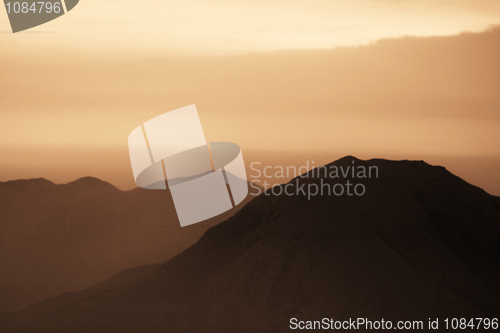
0 175 258 312
1 156 498 332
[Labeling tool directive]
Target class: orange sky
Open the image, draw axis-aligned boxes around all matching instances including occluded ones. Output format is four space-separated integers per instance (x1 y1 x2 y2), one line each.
0 1 499 194
1 0 500 56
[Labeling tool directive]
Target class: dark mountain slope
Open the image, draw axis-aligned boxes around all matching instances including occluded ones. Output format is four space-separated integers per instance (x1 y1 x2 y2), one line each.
1 157 499 332
0 177 257 312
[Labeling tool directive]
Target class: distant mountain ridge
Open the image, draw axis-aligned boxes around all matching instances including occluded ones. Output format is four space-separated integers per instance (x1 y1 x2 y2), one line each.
0 176 257 312
1 156 498 333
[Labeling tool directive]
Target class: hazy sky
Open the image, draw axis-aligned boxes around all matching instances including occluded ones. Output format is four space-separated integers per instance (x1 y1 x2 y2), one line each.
0 1 499 194
1 0 499 56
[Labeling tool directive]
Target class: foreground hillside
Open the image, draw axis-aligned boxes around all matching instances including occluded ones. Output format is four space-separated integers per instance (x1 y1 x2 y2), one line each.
1 157 499 332
0 177 255 311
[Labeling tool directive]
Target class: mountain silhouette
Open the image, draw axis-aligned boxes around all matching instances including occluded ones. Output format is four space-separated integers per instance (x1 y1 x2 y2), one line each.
0 177 258 312
0 157 499 332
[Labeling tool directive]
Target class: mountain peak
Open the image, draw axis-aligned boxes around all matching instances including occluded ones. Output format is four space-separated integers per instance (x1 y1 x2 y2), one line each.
0 178 55 190
64 177 119 191
334 155 361 162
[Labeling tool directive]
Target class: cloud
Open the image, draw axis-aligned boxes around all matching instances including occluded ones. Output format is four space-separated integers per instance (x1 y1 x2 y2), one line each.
1 0 499 56
0 26 499 192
